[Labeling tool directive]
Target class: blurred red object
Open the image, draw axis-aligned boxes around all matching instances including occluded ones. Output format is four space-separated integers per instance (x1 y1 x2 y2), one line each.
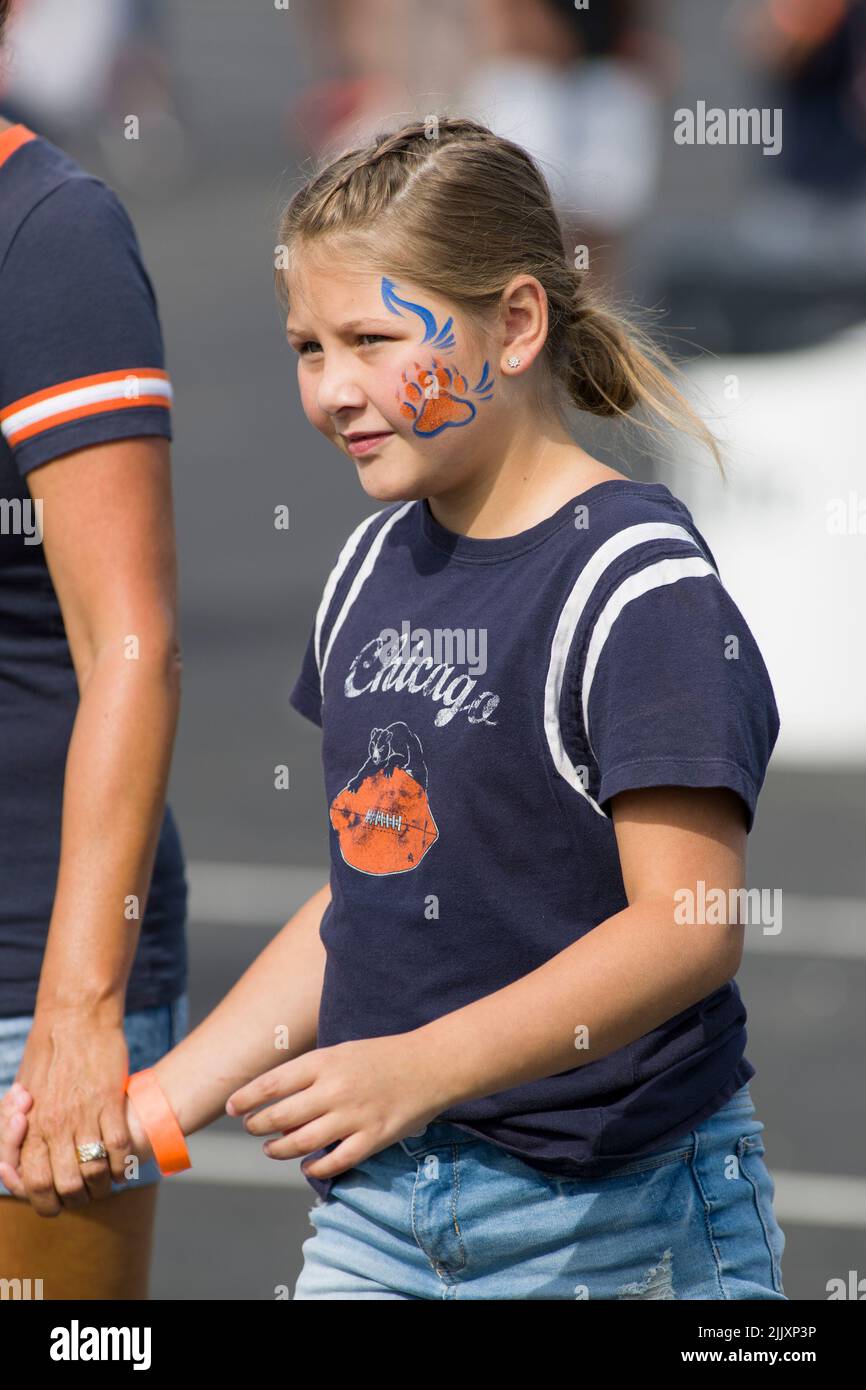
769 0 848 46
287 76 394 157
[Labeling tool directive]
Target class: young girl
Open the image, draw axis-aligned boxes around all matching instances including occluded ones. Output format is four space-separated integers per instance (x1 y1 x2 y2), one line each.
0 116 787 1300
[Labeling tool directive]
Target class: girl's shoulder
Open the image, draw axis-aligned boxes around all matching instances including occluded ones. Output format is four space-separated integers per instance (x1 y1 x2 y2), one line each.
564 476 719 572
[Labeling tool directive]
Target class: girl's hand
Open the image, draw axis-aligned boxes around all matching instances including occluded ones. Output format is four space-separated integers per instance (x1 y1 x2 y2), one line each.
225 1032 451 1181
0 1083 32 1198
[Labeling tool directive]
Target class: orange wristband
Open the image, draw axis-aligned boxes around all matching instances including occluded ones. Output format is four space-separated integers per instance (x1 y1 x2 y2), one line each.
126 1069 191 1176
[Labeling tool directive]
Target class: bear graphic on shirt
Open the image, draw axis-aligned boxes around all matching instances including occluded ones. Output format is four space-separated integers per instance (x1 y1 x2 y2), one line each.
330 721 439 876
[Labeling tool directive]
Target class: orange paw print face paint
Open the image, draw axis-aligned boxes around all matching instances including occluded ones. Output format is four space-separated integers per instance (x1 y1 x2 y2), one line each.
381 277 495 437
398 358 494 435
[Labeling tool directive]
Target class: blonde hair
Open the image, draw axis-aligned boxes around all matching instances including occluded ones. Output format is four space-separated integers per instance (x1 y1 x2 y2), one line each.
274 116 723 475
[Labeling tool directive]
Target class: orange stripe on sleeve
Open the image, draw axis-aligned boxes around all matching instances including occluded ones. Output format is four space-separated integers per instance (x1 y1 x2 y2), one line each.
0 368 171 421
0 125 37 171
7 395 172 447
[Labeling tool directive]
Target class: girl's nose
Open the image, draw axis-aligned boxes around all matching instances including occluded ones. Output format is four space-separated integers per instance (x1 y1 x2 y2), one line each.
316 361 367 417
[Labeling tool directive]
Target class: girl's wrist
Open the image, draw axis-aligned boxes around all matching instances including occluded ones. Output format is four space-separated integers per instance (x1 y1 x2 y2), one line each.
126 1061 196 1174
126 1094 154 1164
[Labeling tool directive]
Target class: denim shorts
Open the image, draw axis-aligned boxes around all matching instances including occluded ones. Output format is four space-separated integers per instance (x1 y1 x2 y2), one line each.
293 1082 787 1300
0 992 189 1199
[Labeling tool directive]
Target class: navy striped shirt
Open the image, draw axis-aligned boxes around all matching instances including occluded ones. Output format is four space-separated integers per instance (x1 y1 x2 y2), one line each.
289 480 780 1198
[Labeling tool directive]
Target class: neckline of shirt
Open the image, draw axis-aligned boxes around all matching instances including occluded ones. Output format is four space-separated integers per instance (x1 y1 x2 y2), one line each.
0 124 37 172
417 479 675 562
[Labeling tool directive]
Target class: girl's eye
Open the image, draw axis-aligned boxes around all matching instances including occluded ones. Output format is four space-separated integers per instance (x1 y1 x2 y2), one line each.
297 334 390 355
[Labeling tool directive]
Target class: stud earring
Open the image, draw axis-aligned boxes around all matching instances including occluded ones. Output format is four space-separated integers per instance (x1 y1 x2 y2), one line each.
507 356 521 369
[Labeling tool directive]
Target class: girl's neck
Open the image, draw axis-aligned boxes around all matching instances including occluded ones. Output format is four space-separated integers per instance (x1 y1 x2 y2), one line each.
425 431 629 541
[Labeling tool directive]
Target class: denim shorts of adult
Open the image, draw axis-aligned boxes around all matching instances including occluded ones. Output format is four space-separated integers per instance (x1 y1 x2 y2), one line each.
0 992 189 1199
293 1082 787 1300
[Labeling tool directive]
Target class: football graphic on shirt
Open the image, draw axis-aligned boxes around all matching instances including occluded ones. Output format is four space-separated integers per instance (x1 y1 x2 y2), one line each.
329 721 438 875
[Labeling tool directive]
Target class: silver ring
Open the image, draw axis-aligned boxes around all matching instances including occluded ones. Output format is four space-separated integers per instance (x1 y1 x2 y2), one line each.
76 1141 108 1165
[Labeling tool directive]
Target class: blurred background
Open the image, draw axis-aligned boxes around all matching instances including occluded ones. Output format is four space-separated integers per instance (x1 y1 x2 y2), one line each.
2 0 864 1299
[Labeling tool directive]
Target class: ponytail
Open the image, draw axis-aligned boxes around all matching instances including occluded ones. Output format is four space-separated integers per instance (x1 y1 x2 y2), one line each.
560 284 724 475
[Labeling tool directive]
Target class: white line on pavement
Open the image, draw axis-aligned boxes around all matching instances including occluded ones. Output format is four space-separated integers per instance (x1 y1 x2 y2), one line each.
772 1171 866 1229
187 861 327 929
186 862 866 959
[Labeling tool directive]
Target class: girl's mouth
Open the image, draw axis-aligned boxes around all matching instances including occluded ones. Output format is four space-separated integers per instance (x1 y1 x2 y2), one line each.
344 431 393 456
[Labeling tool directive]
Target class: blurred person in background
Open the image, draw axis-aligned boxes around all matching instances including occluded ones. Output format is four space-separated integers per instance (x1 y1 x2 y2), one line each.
673 0 866 354
456 0 666 284
735 0 866 197
0 0 188 1298
0 0 126 136
290 0 666 286
0 0 189 191
289 0 408 149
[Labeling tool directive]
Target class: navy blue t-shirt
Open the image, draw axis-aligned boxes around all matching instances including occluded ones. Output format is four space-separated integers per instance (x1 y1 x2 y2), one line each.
0 124 187 1016
289 482 781 1201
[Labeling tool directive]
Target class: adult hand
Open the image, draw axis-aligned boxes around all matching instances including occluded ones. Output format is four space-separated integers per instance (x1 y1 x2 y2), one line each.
0 1077 153 1206
14 1008 136 1217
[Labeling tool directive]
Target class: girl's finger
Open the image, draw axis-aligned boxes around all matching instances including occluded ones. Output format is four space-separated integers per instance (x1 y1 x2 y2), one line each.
227 1059 304 1117
0 1158 26 1199
3 1083 33 1111
225 1083 264 1116
0 1108 28 1159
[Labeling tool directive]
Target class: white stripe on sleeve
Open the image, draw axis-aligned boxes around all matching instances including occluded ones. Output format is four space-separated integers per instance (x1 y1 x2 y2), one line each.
544 522 716 815
1 375 172 440
581 555 717 759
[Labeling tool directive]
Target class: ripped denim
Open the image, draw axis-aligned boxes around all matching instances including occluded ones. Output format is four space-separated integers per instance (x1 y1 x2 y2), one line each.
293 1083 787 1300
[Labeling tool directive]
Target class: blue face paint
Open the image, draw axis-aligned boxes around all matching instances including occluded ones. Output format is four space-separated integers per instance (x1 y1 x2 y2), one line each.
381 277 495 437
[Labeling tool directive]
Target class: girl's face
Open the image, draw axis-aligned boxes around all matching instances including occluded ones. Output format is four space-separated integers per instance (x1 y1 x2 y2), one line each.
285 257 503 503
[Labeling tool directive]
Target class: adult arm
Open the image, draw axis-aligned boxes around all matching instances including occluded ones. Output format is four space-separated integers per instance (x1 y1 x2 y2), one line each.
14 436 182 1209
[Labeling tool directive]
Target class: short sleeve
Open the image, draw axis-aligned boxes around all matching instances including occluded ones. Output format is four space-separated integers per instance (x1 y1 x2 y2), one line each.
289 619 323 727
0 175 172 475
583 568 780 832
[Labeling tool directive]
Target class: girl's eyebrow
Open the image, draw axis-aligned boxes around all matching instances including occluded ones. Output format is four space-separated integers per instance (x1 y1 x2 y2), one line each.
285 317 398 337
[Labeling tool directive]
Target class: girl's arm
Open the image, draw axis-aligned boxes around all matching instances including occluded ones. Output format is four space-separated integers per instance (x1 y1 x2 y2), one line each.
220 785 750 1187
416 785 748 1103
130 878 331 1155
3 880 331 1193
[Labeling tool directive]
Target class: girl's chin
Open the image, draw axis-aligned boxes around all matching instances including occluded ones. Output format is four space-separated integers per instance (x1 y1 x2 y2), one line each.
352 454 431 501
356 476 421 504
